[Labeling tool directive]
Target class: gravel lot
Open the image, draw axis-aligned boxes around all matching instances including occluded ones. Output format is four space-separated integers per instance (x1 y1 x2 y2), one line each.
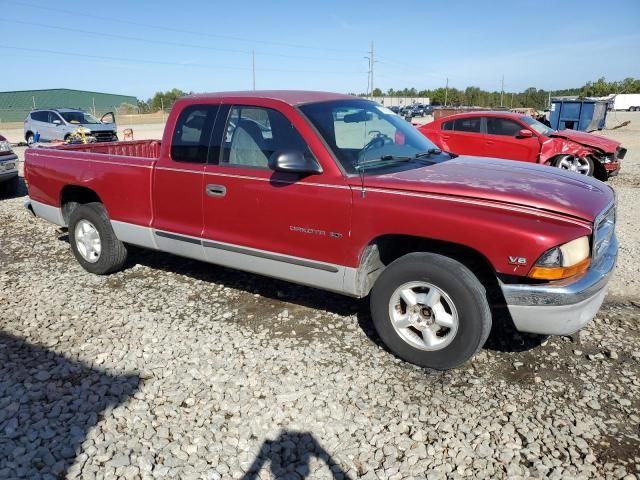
1 113 639 479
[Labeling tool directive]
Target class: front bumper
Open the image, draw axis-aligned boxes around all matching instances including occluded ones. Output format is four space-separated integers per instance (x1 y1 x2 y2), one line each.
500 234 618 335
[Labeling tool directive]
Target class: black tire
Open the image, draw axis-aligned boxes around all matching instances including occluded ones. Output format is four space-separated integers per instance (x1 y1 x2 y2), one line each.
370 252 492 370
25 132 34 145
68 202 127 275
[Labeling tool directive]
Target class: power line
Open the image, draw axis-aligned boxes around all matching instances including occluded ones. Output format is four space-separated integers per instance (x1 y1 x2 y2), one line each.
1 0 364 54
0 18 360 63
0 44 366 75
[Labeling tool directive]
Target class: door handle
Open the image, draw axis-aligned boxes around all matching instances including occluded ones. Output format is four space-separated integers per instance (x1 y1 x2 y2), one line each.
206 184 226 197
441 135 450 140
486 141 494 145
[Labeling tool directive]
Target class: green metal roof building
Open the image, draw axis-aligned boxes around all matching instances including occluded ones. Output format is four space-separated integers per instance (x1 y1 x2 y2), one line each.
0 88 139 123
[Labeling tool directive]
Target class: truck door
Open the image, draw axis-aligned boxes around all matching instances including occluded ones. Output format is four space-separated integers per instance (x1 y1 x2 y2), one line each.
483 117 540 162
152 104 220 261
201 103 352 291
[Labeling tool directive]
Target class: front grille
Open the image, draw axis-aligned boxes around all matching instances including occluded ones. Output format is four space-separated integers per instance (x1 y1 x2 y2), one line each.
91 131 116 142
616 147 627 160
593 202 615 263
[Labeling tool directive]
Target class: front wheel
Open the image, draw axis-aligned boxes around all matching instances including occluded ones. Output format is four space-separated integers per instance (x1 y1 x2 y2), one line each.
68 202 127 274
370 253 492 370
553 154 594 176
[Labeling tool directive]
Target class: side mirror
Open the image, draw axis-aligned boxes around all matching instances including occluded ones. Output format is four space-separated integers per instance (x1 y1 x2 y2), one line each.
518 129 533 138
269 150 322 175
53 120 62 126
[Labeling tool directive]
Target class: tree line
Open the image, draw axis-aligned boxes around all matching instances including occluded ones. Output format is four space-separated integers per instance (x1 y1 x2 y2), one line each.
136 77 639 113
367 77 640 110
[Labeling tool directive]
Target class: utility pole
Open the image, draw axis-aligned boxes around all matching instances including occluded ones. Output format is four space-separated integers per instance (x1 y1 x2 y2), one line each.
160 97 165 123
500 75 504 107
444 77 449 107
252 50 256 90
510 92 514 108
363 56 371 97
369 41 374 98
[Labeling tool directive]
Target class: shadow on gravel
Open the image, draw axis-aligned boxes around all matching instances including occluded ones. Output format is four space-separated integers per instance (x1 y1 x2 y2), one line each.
0 175 27 200
240 431 352 479
55 240 545 358
0 331 140 479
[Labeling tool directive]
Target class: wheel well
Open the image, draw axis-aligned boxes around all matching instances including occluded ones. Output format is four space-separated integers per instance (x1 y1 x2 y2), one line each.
25 131 33 140
60 186 102 224
591 157 607 181
356 234 496 297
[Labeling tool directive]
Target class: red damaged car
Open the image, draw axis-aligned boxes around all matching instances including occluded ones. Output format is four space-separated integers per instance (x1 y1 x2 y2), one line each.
418 111 625 180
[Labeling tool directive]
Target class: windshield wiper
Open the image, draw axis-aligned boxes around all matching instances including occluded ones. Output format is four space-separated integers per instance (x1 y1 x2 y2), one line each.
355 155 413 170
355 151 442 170
414 148 442 158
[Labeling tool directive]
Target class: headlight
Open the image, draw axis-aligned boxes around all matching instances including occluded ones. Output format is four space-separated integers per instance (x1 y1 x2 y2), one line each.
0 140 12 153
528 236 590 280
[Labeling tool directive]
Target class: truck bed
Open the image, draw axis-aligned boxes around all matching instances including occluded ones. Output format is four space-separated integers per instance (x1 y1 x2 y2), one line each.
25 140 161 229
51 139 162 159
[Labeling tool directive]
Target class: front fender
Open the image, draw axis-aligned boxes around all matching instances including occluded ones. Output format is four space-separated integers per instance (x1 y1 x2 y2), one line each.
539 137 597 164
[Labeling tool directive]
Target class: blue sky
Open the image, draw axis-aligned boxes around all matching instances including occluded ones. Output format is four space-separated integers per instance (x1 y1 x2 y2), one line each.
0 0 638 100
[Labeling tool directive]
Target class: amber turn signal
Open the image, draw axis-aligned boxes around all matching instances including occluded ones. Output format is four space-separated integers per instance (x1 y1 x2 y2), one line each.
528 257 591 281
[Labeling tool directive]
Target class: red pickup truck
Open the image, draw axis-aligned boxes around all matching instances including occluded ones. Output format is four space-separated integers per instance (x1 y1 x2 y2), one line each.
419 111 625 180
24 91 618 369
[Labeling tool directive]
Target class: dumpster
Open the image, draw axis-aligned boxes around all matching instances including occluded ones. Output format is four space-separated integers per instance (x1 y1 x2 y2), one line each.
549 98 608 132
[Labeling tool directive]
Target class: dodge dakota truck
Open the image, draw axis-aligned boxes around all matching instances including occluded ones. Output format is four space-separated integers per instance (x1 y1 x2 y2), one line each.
24 91 618 370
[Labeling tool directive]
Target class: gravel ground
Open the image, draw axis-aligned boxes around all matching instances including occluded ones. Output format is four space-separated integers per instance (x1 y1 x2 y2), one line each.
1 114 639 479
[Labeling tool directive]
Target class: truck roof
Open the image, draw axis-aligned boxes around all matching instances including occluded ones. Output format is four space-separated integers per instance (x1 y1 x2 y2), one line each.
186 90 356 106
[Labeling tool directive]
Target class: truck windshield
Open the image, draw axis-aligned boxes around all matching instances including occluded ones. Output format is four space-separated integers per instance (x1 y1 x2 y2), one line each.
60 111 101 124
299 99 440 174
520 116 555 136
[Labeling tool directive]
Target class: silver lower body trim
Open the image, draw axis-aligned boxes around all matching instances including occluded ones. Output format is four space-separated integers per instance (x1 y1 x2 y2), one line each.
27 200 360 296
111 220 158 250
29 198 66 227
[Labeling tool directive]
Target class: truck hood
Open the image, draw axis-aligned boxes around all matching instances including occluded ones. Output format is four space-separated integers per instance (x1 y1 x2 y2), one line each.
360 156 613 222
549 129 620 153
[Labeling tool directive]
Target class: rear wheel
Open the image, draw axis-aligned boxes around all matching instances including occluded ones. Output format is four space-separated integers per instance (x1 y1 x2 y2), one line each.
553 154 594 176
26 132 34 145
370 253 492 370
68 202 127 274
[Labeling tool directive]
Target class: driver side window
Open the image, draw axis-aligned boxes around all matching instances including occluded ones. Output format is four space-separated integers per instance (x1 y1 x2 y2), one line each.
48 112 62 124
220 106 315 169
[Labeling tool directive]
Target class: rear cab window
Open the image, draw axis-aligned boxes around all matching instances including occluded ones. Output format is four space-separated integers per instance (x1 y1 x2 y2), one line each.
171 105 220 163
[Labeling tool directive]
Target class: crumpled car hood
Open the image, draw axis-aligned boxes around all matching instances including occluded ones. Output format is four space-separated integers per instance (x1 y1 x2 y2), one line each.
549 129 620 153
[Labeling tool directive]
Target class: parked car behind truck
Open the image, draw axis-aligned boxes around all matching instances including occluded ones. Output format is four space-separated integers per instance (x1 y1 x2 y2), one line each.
0 134 19 196
419 111 625 180
24 109 117 144
24 91 618 370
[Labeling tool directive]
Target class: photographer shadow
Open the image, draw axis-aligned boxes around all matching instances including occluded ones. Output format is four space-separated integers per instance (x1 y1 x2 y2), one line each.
241 431 352 480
